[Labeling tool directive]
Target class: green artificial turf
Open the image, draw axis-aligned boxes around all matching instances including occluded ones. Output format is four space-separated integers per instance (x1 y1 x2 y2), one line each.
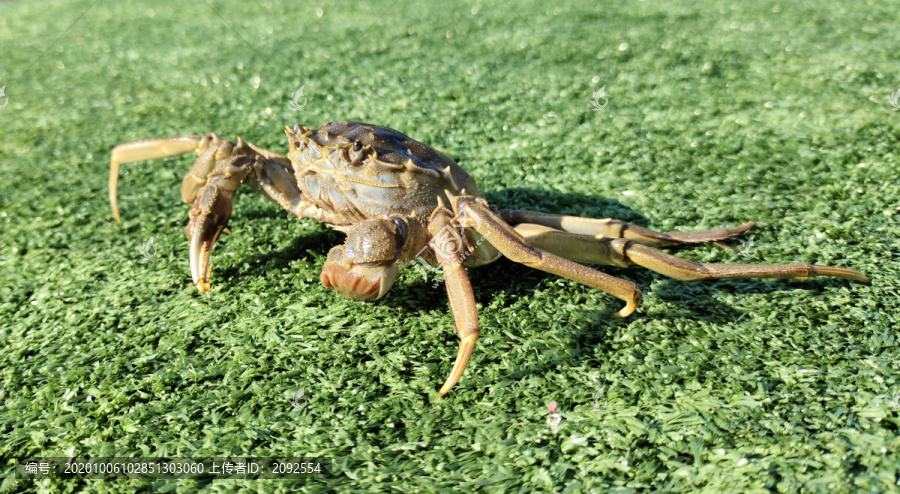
1 0 899 491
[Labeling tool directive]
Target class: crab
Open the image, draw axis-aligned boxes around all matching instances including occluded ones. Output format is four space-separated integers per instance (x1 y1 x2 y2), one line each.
109 121 870 396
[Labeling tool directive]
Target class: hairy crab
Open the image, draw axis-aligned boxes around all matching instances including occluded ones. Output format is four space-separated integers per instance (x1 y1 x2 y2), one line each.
109 121 869 395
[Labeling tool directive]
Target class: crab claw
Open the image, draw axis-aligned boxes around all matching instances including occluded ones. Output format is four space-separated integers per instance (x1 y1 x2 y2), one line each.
320 246 399 300
186 183 233 292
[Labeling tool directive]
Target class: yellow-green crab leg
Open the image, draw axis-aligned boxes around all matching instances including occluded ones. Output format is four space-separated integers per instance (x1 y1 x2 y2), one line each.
512 223 870 284
500 209 755 248
449 195 643 319
110 133 306 292
428 203 481 396
110 135 206 222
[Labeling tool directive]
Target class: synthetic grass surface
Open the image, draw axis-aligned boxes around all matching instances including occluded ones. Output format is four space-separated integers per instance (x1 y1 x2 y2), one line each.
1 0 899 491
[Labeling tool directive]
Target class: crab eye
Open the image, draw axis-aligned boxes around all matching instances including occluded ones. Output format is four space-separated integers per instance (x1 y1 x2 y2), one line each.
353 141 363 151
390 217 409 249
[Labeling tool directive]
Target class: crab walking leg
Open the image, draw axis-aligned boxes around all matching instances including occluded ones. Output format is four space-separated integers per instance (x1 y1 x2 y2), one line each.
500 209 754 248
428 207 480 396
111 132 313 292
514 224 871 284
110 136 204 221
451 196 642 318
110 133 293 222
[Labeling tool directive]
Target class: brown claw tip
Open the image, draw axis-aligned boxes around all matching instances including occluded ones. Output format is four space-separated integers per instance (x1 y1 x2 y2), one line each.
808 264 871 285
437 332 480 397
714 241 740 252
843 269 871 285
725 221 755 238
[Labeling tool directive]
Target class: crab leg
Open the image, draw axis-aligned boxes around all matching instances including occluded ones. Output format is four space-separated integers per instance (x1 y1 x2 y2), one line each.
110 136 205 221
110 133 295 222
428 205 480 396
450 196 643 318
513 224 870 284
185 149 311 292
111 133 311 292
500 209 754 248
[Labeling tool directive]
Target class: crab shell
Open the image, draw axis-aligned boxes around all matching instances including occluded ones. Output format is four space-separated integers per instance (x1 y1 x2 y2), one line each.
285 121 483 226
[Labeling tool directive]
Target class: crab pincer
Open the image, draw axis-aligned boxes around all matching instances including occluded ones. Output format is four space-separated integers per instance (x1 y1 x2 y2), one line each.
186 182 235 292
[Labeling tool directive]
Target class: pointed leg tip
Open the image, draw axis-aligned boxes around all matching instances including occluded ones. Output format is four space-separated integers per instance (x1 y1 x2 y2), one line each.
110 200 121 222
727 221 755 237
730 221 755 236
437 333 479 397
611 290 641 319
438 375 459 397
611 303 636 319
851 272 872 285
714 241 740 252
809 264 871 285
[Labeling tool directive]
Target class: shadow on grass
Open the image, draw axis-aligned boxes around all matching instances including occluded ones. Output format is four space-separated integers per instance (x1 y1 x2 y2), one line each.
214 222 343 282
484 187 652 224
